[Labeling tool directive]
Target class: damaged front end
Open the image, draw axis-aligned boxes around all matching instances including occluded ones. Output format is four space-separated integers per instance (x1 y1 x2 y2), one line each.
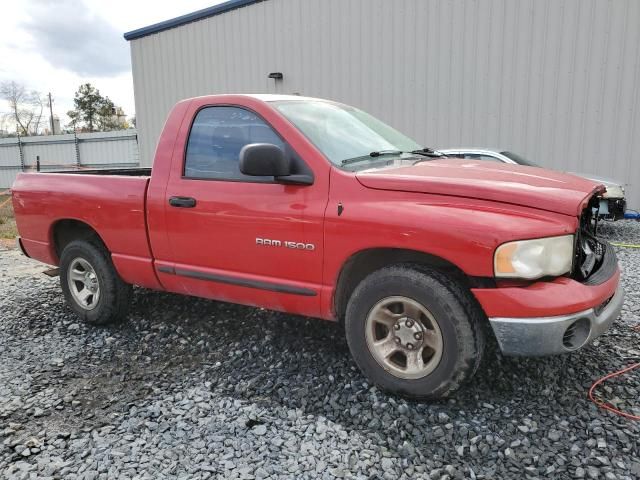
573 194 617 286
487 191 624 357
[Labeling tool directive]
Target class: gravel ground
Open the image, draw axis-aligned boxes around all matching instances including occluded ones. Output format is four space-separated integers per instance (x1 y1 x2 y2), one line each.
1 222 639 480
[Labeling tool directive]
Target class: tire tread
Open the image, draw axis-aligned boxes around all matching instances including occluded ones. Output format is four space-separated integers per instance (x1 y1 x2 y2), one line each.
60 240 132 325
345 264 486 399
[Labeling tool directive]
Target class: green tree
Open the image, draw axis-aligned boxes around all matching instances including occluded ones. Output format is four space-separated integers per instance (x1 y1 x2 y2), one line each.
96 96 118 131
67 83 119 132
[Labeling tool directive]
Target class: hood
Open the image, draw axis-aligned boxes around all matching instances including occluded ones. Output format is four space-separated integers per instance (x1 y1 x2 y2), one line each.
568 172 620 186
356 159 605 216
568 172 624 198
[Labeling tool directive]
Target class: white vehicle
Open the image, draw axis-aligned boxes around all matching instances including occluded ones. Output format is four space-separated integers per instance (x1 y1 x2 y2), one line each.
439 148 627 220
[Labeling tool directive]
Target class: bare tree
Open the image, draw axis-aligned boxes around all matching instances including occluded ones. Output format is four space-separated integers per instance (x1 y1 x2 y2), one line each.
32 94 45 134
0 115 9 135
0 81 45 136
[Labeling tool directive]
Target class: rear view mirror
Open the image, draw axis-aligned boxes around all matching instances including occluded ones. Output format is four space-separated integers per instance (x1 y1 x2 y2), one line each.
239 143 290 177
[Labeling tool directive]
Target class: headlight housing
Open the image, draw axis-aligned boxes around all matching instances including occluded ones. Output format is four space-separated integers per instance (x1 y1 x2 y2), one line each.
494 235 574 280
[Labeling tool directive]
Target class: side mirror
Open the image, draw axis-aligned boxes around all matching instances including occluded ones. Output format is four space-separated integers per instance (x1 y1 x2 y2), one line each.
239 143 290 177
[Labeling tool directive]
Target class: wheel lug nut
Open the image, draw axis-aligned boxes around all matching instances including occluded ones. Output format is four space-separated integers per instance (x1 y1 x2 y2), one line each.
406 343 414 350
405 319 414 327
394 324 401 330
414 332 422 340
394 337 401 343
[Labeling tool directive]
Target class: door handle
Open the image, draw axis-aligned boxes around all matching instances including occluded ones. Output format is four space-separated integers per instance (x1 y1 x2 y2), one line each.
169 196 197 208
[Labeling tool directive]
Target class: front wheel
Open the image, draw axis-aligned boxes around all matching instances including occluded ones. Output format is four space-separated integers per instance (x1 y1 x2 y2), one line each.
345 265 485 399
59 240 132 325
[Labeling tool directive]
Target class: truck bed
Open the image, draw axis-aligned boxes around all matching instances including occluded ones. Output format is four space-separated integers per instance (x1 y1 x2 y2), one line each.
11 171 153 277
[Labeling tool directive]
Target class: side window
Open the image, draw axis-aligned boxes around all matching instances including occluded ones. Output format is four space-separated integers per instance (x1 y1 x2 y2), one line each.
184 106 285 181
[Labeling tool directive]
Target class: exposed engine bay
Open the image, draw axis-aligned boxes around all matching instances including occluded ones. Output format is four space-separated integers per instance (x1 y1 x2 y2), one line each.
574 194 607 282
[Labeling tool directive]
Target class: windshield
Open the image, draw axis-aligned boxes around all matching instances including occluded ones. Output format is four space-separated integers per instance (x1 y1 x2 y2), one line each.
500 151 540 167
273 100 422 166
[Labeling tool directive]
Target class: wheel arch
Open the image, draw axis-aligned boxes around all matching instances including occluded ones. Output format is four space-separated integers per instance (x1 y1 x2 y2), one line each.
51 219 108 262
333 248 491 322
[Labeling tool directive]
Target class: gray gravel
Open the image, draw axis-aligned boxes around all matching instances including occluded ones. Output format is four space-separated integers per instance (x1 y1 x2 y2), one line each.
1 221 639 479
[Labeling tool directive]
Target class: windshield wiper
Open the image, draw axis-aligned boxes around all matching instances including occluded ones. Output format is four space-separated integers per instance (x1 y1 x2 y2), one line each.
411 147 447 157
341 150 403 166
411 147 448 164
341 148 446 167
369 149 404 157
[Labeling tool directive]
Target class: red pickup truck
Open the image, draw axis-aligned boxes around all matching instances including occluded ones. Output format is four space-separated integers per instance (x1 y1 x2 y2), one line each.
11 94 624 399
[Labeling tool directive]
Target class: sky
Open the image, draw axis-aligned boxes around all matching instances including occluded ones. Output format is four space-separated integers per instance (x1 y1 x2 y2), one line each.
0 0 223 131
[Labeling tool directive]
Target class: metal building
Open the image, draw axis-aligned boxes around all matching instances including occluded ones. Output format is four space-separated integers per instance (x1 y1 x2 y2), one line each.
125 0 640 208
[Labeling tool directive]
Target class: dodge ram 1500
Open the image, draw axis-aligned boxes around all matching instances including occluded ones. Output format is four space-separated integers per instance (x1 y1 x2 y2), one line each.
11 94 624 399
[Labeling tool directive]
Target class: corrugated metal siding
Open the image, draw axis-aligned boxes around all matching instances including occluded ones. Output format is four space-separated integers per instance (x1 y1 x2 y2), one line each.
0 130 140 188
77 131 140 168
19 134 76 168
0 142 21 167
0 141 22 189
130 0 640 208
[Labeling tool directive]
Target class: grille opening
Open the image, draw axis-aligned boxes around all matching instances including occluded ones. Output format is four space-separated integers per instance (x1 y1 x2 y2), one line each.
562 318 591 350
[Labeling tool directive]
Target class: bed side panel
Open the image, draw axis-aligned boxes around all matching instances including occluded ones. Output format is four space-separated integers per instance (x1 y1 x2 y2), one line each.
12 173 157 288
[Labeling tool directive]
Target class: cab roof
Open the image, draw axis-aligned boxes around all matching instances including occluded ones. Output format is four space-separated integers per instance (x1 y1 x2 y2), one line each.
185 93 334 104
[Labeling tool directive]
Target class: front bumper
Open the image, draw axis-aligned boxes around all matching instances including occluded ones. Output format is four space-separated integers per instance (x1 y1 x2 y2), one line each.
488 284 624 356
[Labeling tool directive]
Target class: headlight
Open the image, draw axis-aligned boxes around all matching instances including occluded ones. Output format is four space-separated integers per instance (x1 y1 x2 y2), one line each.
494 235 574 280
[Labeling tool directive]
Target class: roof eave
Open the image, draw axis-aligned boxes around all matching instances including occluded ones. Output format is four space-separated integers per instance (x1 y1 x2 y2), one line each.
123 0 265 41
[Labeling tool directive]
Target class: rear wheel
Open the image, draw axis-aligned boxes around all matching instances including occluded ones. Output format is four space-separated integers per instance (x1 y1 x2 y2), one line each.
345 265 485 399
59 240 132 325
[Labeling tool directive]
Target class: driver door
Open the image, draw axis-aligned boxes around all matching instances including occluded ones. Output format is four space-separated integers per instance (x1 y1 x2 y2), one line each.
159 104 326 318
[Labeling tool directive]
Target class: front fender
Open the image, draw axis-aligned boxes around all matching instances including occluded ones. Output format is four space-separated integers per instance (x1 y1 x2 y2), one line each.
320 172 578 319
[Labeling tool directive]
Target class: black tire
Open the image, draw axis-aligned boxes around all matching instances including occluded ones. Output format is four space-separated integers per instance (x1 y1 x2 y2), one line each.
59 240 132 325
345 264 485 399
